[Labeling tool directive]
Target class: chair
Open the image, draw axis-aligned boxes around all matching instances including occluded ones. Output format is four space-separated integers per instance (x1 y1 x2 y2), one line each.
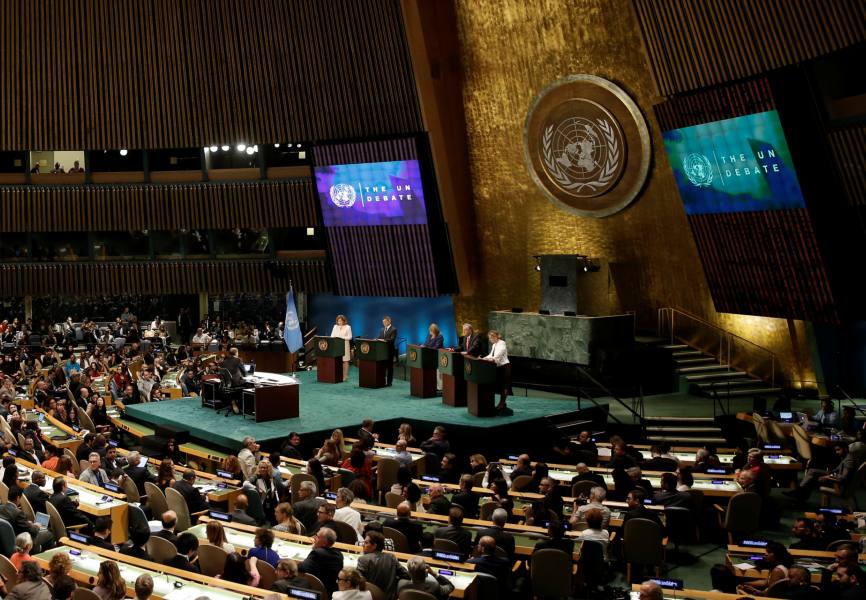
165 486 199 532
297 573 327 599
792 424 813 466
420 453 440 477
382 526 410 553
144 482 169 518
0 482 8 504
121 476 141 503
197 543 229 576
821 462 866 511
146 535 178 563
511 475 533 492
337 468 356 488
480 500 499 521
45 501 86 540
243 488 266 525
376 458 400 503
19 491 36 522
577 539 606 594
766 578 791 597
0 555 16 589
77 407 97 433
128 504 150 537
623 518 665 583
751 413 770 444
472 471 485 487
365 581 386 600
664 506 695 552
715 492 762 545
73 588 102 600
79 460 90 474
399 591 437 600
531 548 572 599
16 433 26 449
290 473 317 503
827 539 853 552
0 520 15 557
385 492 403 508
571 480 596 499
432 538 461 553
473 572 500 600
64 449 81 476
331 519 359 544
255 558 276 589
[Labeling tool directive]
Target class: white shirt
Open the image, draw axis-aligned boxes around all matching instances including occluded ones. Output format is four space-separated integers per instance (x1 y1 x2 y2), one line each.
192 333 211 345
334 505 364 541
238 447 258 480
484 339 509 366
330 324 353 360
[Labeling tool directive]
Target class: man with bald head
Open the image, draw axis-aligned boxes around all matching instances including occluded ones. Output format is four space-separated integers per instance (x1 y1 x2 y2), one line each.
383 502 423 553
784 566 812 599
468 535 512 596
511 454 532 480
638 580 663 600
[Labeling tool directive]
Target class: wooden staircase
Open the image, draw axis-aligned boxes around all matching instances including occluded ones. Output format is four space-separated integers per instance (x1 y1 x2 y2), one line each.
663 343 782 400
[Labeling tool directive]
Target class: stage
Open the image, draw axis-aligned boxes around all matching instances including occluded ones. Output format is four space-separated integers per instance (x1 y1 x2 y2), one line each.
122 368 592 454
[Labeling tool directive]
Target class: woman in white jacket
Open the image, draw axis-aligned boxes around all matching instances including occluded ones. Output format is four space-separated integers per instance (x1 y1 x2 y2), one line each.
330 314 353 382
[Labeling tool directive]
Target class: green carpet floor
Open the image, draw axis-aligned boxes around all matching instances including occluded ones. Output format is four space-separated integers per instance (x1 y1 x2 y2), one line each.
124 367 580 449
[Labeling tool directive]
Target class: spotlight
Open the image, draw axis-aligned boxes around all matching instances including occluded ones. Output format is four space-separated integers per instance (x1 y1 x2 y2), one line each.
237 144 247 152
533 255 541 271
209 146 218 152
253 145 258 152
274 143 280 148
535 265 542 272
296 143 302 148
245 147 255 155
220 145 230 152
119 149 128 156
203 147 209 153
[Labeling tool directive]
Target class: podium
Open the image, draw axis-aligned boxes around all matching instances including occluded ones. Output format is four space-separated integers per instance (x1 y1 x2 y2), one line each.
438 349 466 407
315 336 345 384
407 345 438 398
463 356 498 417
355 339 390 389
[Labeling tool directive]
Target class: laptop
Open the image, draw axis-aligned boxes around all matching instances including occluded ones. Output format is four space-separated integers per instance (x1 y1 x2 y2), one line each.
35 512 50 528
778 411 794 423
244 363 256 375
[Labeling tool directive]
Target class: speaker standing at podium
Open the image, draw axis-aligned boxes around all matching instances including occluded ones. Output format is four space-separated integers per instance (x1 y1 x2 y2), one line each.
483 330 512 416
331 315 353 382
459 323 483 357
422 323 445 391
376 315 397 386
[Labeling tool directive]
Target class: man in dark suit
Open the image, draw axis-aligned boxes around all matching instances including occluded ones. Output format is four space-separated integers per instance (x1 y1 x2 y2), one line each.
473 507 515 559
163 532 200 573
292 481 325 531
75 433 95 462
468 536 512 597
641 446 679 473
622 489 663 531
154 510 180 546
172 470 209 514
49 477 93 530
124 452 157 495
271 559 313 593
299 528 344 597
451 474 480 519
377 316 397 386
458 323 483 357
230 493 258 525
433 507 472 555
426 485 451 516
0 485 55 552
357 419 378 451
18 437 42 464
510 454 533 480
24 471 50 514
90 517 115 551
571 463 606 489
383 502 424 553
220 347 246 387
532 520 574 556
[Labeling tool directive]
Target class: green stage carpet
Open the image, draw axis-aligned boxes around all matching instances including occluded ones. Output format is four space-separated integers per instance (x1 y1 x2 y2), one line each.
123 368 577 450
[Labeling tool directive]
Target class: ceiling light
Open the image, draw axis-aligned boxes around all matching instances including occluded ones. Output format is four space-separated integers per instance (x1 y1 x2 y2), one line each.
209 146 218 152
119 149 128 156
245 147 255 155
221 145 230 152
237 144 246 152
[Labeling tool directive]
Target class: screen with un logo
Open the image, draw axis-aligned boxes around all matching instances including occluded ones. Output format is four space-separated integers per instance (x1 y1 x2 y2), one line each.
662 110 806 215
314 160 428 227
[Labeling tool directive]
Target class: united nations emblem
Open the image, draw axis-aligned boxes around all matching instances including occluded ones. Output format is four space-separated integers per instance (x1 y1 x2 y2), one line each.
524 75 651 218
329 183 356 208
409 349 418 362
317 340 328 352
683 153 714 187
439 354 449 368
360 342 370 354
464 362 472 376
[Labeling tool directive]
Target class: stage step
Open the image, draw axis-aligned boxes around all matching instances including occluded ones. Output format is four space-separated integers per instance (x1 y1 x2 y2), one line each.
694 378 761 390
716 387 783 398
662 344 690 350
645 425 722 434
676 364 731 374
672 350 705 358
685 371 753 382
674 357 717 366
646 435 727 445
643 416 715 424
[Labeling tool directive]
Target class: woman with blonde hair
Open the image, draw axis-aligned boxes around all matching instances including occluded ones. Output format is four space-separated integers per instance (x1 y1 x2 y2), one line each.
273 502 304 534
469 454 488 474
397 423 417 447
206 519 235 553
330 315 353 382
331 429 346 463
316 439 341 468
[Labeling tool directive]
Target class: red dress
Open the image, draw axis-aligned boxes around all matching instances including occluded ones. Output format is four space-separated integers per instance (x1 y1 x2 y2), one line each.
341 456 374 498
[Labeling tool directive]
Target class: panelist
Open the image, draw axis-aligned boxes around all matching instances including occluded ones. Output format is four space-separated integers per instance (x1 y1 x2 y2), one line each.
330 315 353 382
458 323 483 356
377 315 397 387
421 323 444 349
482 330 512 416
220 347 247 414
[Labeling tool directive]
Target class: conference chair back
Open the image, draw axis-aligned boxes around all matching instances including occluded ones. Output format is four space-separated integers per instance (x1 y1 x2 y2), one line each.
128 504 149 538
197 543 229 577
531 548 573 598
385 492 403 509
255 558 276 590
382 526 410 554
165 486 192 532
0 482 7 504
144 481 169 517
19 491 36 522
472 472 485 488
376 458 400 502
623 517 664 581
331 519 359 544
45 501 70 541
432 538 461 554
79 460 90 474
820 461 866 511
298 573 327 599
64 449 81 476
765 578 791 597
479 501 498 521
73 588 101 600
473 572 501 600
365 581 386 600
399 590 437 600
0 520 15 557
511 475 533 492
121 476 141 502
792 424 812 464
720 492 762 544
751 413 770 444
571 480 596 499
146 535 178 563
243 488 266 525
77 407 96 433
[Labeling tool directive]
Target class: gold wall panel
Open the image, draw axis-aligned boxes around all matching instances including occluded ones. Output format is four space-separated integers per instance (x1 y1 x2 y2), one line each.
451 0 812 384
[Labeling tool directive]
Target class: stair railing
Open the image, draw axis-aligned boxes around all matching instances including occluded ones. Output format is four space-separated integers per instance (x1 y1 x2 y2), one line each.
577 366 646 437
658 307 777 387
836 385 866 420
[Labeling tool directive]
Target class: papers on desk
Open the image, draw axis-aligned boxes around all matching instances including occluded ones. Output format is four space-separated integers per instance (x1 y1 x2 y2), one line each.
733 562 756 571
